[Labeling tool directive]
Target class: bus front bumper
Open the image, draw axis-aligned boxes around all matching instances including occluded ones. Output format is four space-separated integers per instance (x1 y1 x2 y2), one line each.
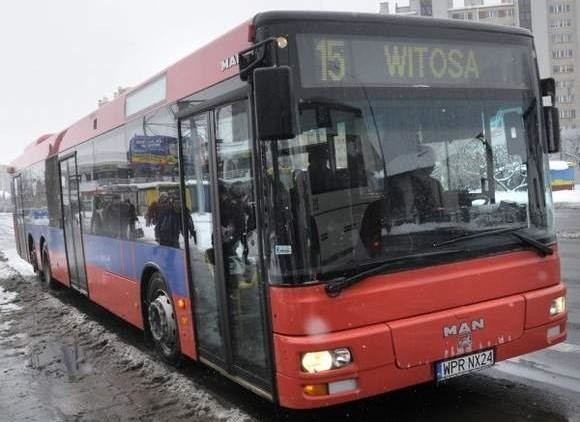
274 295 567 409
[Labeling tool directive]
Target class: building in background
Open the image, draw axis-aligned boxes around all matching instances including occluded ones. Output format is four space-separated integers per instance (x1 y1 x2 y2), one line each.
379 0 452 18
379 0 580 129
448 0 519 26
545 0 579 129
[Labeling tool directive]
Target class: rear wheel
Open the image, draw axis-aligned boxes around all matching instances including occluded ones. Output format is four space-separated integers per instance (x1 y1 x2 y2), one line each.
29 240 40 274
146 272 181 365
41 245 58 289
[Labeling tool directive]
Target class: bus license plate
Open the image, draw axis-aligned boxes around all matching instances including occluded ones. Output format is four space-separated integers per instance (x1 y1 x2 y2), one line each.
435 349 494 381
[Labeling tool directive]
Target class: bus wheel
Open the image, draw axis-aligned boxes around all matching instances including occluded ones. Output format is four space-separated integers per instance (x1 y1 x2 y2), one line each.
29 240 40 274
41 245 57 289
146 273 181 364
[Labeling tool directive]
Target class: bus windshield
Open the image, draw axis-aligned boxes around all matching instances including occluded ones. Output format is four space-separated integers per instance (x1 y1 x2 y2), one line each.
264 31 554 284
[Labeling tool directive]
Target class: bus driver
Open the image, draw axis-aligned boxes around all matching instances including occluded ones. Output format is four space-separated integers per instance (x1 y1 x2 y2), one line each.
387 145 444 224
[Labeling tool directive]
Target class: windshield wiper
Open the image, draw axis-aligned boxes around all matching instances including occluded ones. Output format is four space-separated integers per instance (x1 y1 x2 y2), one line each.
433 227 553 257
325 249 462 298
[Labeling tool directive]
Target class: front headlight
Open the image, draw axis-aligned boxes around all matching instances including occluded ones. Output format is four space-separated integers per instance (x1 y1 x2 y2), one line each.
301 348 352 373
550 296 566 316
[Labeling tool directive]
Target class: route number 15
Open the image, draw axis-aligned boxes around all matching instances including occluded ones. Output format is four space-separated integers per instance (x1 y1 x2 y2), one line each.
316 39 346 82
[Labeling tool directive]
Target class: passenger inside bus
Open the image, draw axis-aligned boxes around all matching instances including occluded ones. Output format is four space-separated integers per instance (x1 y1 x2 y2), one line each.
386 145 444 224
307 146 334 194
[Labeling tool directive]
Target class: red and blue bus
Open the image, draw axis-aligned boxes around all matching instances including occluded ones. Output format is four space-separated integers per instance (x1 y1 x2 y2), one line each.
9 11 567 409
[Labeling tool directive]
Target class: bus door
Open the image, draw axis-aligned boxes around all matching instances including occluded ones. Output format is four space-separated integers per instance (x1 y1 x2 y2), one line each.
59 155 88 293
12 175 26 259
180 98 272 395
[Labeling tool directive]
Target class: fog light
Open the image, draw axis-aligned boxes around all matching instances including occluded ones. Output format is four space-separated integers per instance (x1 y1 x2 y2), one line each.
549 296 566 316
302 348 353 373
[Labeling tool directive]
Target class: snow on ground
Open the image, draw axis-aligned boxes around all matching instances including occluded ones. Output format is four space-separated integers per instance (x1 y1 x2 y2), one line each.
495 191 528 203
1 247 34 277
553 185 580 204
0 285 20 312
495 186 580 205
0 213 34 277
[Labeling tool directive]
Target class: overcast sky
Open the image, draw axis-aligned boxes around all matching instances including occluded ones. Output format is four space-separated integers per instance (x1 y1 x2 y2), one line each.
1 0 470 165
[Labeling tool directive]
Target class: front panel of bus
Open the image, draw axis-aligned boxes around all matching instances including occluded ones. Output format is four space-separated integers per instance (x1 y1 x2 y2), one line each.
251 16 567 408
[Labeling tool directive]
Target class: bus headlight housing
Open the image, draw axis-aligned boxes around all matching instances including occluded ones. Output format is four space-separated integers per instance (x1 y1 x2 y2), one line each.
301 348 352 373
549 296 566 316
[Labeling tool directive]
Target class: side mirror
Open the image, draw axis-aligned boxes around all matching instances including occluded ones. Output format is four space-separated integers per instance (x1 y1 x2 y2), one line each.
540 77 561 154
544 106 561 153
253 66 296 141
541 78 556 104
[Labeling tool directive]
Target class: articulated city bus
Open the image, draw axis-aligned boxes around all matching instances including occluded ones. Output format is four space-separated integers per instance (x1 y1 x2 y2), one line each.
9 11 567 409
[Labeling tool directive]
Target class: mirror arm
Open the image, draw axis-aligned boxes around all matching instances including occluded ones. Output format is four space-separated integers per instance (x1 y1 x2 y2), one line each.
239 37 278 81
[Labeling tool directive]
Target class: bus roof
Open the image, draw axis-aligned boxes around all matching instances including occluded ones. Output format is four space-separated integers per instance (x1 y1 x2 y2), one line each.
10 11 532 173
252 10 532 37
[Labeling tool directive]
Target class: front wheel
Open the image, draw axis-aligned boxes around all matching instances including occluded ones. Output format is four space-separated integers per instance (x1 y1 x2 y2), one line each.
146 272 181 365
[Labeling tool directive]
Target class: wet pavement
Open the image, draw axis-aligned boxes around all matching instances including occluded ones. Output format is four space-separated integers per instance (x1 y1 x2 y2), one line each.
1 211 580 421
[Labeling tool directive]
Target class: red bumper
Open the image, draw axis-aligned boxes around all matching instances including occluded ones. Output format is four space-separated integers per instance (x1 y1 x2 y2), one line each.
274 285 567 409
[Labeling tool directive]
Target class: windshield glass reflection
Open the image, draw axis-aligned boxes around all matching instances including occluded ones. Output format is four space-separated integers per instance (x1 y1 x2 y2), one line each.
265 89 553 283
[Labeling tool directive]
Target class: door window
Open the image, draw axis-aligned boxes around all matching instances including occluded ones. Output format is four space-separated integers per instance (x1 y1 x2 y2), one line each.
216 101 269 381
182 112 225 362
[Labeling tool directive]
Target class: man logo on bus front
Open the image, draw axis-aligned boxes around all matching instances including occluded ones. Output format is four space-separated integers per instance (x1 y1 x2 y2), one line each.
443 318 485 338
443 319 483 353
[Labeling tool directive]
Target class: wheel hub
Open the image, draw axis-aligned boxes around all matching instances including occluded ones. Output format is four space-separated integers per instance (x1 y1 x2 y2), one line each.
148 294 176 345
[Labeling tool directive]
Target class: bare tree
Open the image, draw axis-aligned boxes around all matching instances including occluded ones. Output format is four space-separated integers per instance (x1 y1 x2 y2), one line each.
559 128 580 166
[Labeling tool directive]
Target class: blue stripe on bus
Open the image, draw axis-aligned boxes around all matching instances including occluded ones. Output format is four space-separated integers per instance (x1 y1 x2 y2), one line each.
77 233 188 297
22 224 189 298
132 241 188 297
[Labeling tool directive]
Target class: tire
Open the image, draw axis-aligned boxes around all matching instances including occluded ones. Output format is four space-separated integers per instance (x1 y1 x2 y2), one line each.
41 245 58 289
146 272 181 365
29 240 40 275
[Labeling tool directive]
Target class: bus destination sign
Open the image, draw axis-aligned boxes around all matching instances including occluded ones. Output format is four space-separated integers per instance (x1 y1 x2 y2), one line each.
296 34 531 89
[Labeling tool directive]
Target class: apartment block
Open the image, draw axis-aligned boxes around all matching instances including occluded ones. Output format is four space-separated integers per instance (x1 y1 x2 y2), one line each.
379 1 452 18
448 0 519 26
379 0 580 129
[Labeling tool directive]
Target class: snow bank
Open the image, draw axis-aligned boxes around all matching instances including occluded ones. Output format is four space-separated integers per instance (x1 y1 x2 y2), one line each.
2 248 35 277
